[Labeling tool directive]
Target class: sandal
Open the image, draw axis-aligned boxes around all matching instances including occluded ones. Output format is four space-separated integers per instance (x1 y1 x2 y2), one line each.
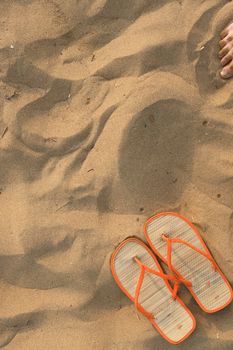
111 237 196 344
144 212 233 313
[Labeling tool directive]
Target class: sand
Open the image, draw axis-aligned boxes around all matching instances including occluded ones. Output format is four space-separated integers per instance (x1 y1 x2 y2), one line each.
0 0 233 349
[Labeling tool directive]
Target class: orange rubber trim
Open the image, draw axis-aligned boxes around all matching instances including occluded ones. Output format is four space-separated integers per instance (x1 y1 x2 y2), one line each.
111 237 196 344
144 212 233 313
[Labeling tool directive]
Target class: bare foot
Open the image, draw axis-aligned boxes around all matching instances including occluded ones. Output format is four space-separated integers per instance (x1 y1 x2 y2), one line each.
219 23 233 79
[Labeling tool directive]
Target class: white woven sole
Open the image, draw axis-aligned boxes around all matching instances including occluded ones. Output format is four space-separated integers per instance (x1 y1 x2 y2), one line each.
111 238 195 344
145 213 233 313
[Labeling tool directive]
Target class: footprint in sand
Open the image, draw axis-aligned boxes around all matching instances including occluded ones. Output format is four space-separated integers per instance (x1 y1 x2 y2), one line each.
7 60 111 157
0 311 45 348
109 73 202 213
0 325 17 349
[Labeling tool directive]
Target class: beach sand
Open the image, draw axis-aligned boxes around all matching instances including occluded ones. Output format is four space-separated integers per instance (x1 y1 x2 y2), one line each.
0 0 233 348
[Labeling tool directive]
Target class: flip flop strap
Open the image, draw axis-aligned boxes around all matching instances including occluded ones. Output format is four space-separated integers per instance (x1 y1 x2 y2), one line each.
133 257 181 319
162 234 218 284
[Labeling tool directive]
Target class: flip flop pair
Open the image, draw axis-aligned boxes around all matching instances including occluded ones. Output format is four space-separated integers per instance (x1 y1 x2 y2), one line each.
111 212 233 344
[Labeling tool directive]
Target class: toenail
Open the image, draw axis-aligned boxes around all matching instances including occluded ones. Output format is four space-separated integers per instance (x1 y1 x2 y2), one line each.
221 69 227 78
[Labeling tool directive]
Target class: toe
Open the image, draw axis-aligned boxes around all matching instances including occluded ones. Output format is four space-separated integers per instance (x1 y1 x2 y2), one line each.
219 38 227 48
220 62 233 79
219 45 230 58
220 28 228 39
226 33 233 42
221 51 233 66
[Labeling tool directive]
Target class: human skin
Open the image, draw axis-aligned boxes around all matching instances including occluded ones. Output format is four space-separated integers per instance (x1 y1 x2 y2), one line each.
219 23 233 79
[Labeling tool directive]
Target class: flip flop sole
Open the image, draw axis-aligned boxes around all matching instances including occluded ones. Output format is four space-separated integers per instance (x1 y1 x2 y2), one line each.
111 237 196 344
144 212 233 313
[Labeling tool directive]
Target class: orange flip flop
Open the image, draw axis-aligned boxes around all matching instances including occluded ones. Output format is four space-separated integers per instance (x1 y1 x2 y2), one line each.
144 212 233 313
111 237 196 344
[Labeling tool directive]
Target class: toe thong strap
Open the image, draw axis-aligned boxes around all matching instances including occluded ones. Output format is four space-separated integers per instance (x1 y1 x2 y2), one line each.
133 256 180 318
161 234 218 285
